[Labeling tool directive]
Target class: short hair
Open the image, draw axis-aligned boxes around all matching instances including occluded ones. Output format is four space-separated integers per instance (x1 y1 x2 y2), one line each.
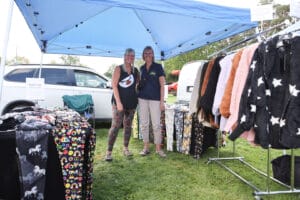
142 46 155 61
124 48 135 56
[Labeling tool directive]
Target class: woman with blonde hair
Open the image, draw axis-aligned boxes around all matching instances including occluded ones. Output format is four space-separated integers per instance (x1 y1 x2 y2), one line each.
138 46 166 157
105 48 139 161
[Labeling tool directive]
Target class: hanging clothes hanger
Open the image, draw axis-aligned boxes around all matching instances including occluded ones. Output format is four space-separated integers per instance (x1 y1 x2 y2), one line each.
276 28 300 49
291 29 300 37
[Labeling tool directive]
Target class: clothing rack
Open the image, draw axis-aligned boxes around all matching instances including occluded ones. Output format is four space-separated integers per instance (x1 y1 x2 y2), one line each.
206 23 300 198
208 21 288 58
207 130 300 199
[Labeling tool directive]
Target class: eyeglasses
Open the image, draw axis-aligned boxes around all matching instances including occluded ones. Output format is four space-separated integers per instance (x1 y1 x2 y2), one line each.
144 52 153 55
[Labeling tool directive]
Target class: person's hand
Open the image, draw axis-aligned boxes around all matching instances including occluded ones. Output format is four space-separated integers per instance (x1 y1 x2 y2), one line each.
117 102 124 111
160 102 165 111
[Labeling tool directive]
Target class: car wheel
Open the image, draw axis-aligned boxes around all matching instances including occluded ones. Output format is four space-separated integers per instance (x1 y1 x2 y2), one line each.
5 103 35 114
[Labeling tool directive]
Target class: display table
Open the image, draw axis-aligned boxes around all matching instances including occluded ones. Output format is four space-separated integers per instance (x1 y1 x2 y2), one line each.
0 108 95 200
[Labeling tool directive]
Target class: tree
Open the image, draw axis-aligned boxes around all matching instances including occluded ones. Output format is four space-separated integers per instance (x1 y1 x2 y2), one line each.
103 58 144 78
104 64 117 78
134 58 144 69
5 56 30 65
163 0 291 83
50 60 58 64
59 55 81 65
163 36 248 82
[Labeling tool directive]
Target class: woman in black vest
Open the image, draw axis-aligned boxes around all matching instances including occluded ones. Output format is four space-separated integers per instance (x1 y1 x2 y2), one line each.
105 48 139 161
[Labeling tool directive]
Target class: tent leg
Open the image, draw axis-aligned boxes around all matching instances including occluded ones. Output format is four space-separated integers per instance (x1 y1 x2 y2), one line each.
38 52 44 78
0 0 14 101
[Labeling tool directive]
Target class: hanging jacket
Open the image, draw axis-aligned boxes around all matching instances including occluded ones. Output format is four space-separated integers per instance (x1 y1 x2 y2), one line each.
280 36 300 148
224 43 259 132
230 36 300 149
199 56 224 119
229 39 269 147
219 49 243 118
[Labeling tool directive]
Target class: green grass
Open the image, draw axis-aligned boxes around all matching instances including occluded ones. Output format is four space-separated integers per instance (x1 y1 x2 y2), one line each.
92 128 300 200
166 94 177 104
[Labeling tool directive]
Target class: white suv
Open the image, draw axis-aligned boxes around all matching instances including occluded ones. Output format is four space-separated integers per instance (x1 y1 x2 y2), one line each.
0 64 113 121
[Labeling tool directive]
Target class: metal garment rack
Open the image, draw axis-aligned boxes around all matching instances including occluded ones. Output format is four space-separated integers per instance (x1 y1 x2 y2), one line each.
207 131 300 199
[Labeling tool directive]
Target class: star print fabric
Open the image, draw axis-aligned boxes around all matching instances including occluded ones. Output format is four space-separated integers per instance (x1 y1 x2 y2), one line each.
230 35 300 149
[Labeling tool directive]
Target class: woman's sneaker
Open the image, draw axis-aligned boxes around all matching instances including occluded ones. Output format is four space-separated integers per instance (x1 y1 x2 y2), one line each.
139 149 150 156
156 150 166 158
105 153 113 161
123 149 133 157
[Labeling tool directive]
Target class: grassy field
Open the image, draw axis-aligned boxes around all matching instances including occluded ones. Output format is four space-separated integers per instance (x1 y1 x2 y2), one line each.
166 94 177 104
92 127 300 200
91 94 300 199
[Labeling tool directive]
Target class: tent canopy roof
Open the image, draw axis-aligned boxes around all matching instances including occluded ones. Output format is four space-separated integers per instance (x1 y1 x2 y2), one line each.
15 0 257 60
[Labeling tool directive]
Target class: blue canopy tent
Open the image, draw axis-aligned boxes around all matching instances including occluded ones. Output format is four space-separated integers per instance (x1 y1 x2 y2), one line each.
14 0 257 60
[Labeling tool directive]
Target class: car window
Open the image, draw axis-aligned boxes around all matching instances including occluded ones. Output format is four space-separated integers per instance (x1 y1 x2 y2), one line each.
40 68 75 86
74 70 107 88
4 68 37 82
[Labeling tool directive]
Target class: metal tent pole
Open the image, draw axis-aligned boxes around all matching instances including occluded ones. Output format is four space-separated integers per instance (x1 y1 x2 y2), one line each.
266 145 271 193
0 0 14 102
38 52 44 78
290 149 295 190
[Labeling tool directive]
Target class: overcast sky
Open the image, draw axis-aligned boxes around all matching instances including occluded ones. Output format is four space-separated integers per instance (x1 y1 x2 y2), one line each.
0 0 271 73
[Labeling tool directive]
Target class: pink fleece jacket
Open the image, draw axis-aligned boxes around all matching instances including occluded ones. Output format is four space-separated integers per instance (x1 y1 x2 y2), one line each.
224 43 259 132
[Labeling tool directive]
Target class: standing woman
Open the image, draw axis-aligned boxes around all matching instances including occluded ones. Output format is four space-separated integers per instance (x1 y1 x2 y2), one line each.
105 48 139 161
138 46 166 157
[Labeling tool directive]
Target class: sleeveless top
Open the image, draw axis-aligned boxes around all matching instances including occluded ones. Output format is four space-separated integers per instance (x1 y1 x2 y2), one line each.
111 65 139 109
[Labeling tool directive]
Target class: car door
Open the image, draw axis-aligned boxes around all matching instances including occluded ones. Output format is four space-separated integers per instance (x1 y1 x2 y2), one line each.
39 68 76 109
72 69 113 120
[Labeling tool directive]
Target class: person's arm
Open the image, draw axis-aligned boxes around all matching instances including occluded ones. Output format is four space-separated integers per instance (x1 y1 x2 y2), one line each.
159 76 165 111
112 66 123 111
135 68 140 91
